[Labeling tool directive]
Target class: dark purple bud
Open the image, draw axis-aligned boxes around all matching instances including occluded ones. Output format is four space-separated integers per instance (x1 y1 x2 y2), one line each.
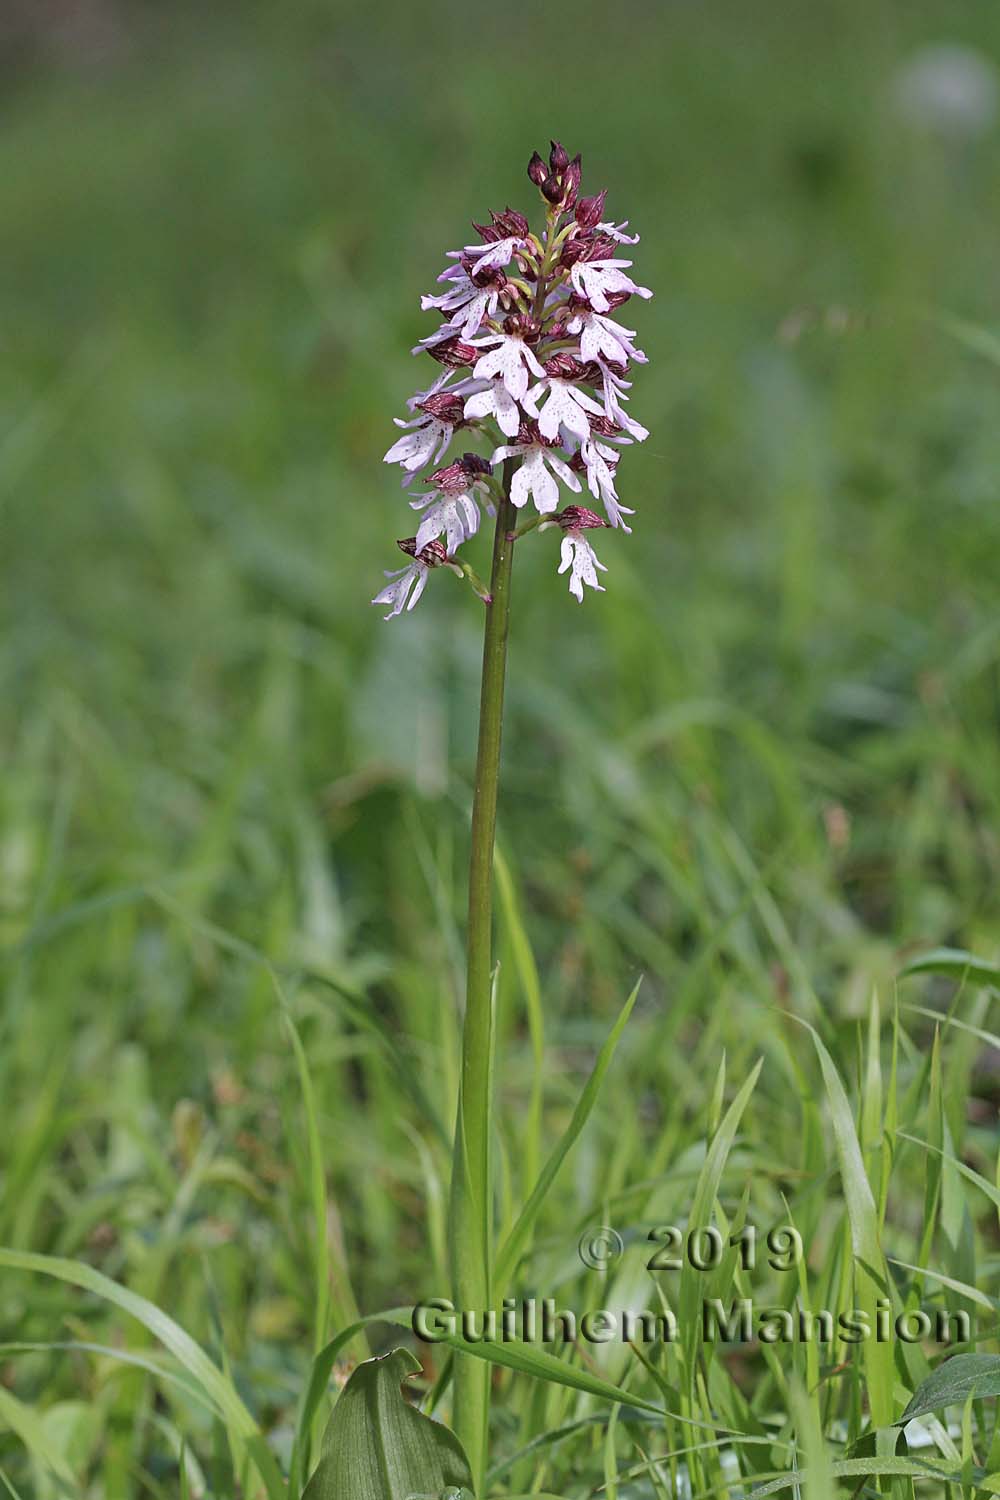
418 393 466 423
472 219 505 244
555 506 609 531
491 207 530 239
561 154 582 211
459 451 493 478
559 235 590 268
575 189 607 229
398 537 450 567
540 172 563 205
469 261 507 290
549 140 569 174
502 312 542 342
426 337 477 368
586 356 617 381
543 351 591 380
515 416 544 447
427 460 471 492
581 234 618 262
527 150 547 187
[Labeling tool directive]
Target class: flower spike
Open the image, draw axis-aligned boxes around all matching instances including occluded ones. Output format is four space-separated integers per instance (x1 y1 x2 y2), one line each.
374 141 651 614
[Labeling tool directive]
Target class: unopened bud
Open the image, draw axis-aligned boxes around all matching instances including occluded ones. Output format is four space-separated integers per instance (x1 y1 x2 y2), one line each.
555 505 609 531
491 207 530 239
426 337 477 368
585 356 615 381
527 150 547 187
459 452 493 478
543 351 591 380
428 460 472 493
418 393 466 423
549 140 570 174
575 189 607 229
469 260 507 290
502 312 541 342
472 219 505 244
581 234 617 262
561 154 582 211
541 172 563 204
398 537 450 567
559 236 590 269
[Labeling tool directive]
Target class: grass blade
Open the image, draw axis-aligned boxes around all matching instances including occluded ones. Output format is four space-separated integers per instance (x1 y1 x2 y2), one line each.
679 1057 763 1384
0 1386 76 1487
494 846 545 1197
804 1023 896 1429
495 978 641 1290
0 1247 284 1500
899 948 1000 989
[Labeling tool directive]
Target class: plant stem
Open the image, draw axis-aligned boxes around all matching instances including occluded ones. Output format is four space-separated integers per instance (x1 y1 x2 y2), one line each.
450 457 517 1494
450 205 559 1492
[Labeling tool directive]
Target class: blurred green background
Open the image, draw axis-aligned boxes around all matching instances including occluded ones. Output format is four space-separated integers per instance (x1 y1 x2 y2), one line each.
3 0 1000 1491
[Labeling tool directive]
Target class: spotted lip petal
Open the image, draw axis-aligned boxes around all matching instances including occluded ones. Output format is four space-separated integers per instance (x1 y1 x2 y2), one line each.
558 531 608 602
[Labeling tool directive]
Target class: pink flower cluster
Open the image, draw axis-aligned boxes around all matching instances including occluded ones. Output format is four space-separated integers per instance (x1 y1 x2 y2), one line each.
374 141 651 617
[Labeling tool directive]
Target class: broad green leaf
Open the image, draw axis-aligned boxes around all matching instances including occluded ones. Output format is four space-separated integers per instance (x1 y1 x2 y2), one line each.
900 948 1000 989
293 1306 412 1484
302 1348 473 1500
898 1355 1000 1425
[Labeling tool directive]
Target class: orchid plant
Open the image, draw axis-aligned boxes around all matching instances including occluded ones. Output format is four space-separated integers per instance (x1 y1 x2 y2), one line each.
370 141 652 1495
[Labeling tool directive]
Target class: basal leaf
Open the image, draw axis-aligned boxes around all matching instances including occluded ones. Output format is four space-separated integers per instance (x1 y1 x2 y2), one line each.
302 1348 474 1500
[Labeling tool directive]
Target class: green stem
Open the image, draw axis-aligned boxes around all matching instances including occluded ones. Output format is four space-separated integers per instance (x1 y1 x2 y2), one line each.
450 457 517 1494
449 204 559 1493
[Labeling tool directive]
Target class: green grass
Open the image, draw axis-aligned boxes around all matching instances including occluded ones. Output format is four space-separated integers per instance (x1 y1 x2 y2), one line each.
3 0 1000 1494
